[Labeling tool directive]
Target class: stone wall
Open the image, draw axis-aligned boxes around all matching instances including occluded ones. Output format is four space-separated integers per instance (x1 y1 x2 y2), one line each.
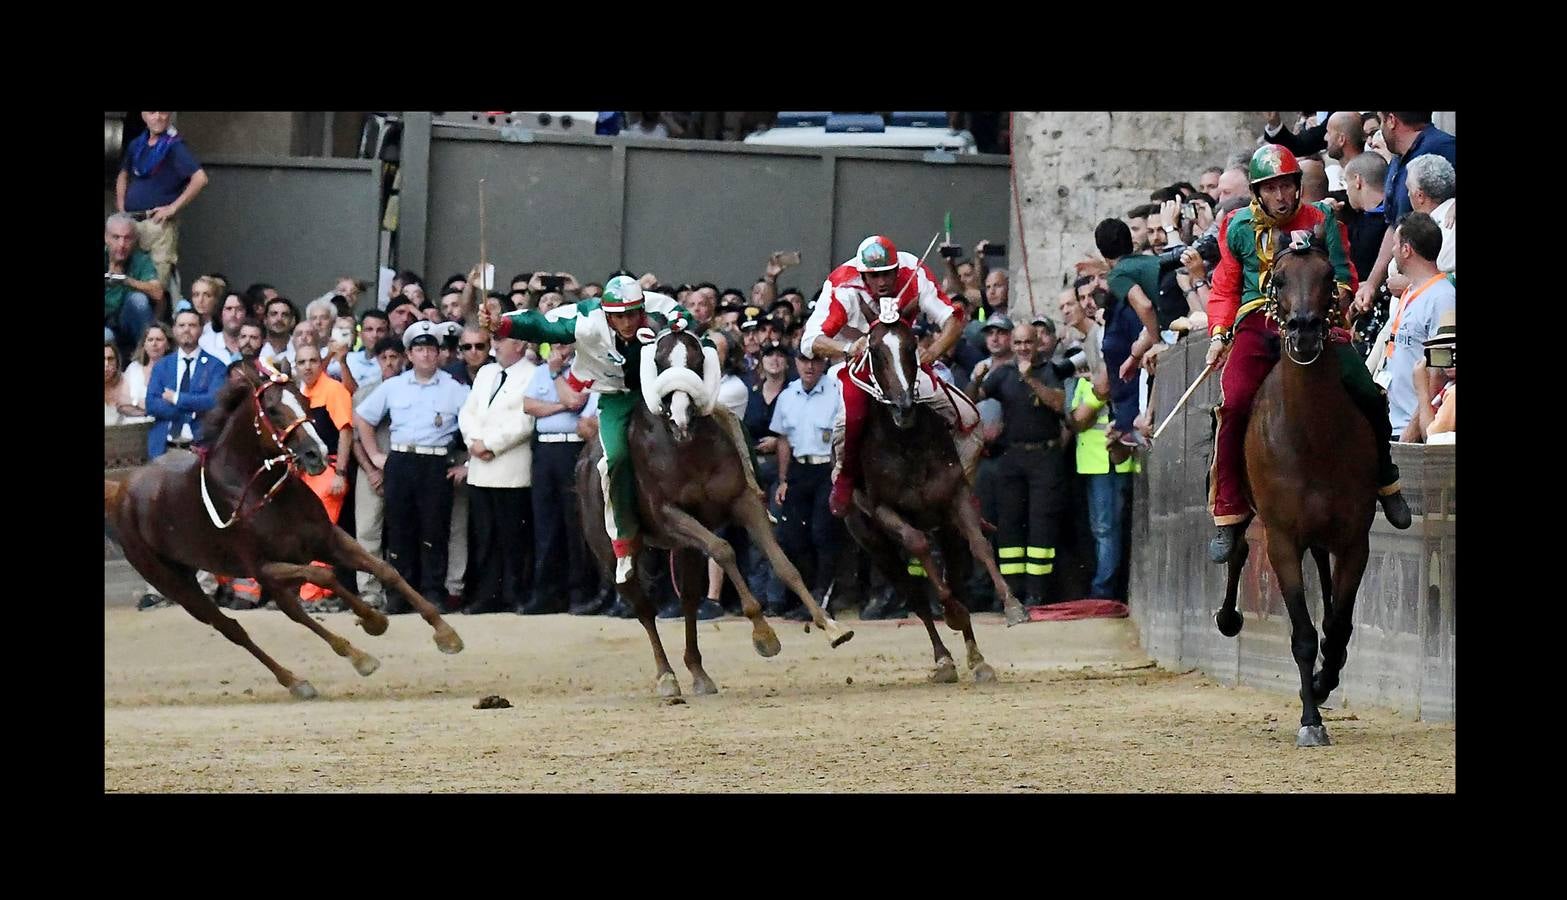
1005 111 1262 322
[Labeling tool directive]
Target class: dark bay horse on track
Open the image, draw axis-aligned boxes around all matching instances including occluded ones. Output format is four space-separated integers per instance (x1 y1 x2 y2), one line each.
842 298 1026 684
104 358 464 699
578 329 853 698
1214 238 1376 747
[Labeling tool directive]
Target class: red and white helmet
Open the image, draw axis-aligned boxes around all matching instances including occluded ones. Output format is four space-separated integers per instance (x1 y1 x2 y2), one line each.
854 235 900 272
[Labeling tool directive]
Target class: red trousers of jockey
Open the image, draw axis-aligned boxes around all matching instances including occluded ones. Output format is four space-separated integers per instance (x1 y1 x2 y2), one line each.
798 235 982 517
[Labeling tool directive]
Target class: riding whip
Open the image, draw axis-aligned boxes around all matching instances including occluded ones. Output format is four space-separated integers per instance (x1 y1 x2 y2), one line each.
1151 361 1216 441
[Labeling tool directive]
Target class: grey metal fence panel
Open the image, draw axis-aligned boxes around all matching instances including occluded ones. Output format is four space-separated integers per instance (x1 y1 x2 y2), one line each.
178 156 381 311
424 132 619 291
414 128 1010 301
832 157 1013 269
622 145 829 293
1129 338 1456 720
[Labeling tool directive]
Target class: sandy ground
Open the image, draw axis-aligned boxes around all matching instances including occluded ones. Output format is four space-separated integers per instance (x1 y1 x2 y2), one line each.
104 606 1455 793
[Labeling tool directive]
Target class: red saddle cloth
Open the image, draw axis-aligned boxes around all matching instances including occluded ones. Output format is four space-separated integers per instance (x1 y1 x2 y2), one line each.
1025 599 1130 622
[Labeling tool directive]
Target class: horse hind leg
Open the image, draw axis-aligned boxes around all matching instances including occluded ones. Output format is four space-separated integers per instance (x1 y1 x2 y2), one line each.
1216 531 1251 637
866 500 968 633
630 576 681 698
954 483 1026 626
257 564 381 678
120 537 313 698
329 527 463 655
914 599 959 684
673 548 719 696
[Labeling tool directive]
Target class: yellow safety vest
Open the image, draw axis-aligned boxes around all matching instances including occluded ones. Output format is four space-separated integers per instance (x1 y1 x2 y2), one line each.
1073 378 1136 475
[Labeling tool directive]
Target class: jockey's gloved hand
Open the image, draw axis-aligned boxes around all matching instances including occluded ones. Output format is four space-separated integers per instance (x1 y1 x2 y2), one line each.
636 326 657 345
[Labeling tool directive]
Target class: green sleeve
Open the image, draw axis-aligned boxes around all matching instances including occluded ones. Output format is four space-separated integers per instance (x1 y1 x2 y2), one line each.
130 251 159 282
1317 203 1353 287
501 308 579 345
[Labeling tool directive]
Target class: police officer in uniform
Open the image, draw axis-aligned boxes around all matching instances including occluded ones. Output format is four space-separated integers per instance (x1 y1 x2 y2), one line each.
352 320 472 613
975 321 1070 607
767 349 842 620
521 341 598 615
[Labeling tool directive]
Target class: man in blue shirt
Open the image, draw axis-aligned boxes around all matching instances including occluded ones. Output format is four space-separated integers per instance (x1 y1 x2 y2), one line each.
116 112 209 297
352 321 472 613
767 351 843 620
1352 111 1456 317
519 342 601 616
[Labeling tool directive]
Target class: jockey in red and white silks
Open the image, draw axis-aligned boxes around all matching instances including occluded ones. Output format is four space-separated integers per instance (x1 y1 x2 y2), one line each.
799 234 983 517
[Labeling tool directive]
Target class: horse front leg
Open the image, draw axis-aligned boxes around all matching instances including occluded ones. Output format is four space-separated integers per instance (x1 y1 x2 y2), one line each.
1313 539 1369 706
952 483 1026 626
1267 530 1328 747
729 493 852 650
654 503 784 660
859 495 968 633
328 527 463 655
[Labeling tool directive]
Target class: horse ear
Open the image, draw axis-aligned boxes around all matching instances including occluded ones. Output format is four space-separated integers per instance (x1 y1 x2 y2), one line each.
857 295 878 323
228 358 261 388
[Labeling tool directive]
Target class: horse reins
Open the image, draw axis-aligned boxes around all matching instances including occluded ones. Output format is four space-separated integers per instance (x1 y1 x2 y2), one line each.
199 381 309 529
1267 243 1331 368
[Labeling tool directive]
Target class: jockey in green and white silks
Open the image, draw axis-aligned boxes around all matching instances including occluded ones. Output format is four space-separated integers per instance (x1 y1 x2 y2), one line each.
483 275 756 584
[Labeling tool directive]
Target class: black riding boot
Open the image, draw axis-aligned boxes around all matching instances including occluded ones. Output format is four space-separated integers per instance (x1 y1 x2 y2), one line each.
1349 381 1411 528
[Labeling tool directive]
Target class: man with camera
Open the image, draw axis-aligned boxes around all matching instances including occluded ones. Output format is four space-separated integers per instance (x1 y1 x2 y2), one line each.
974 321 1078 607
1204 144 1412 564
1411 313 1455 444
105 213 163 353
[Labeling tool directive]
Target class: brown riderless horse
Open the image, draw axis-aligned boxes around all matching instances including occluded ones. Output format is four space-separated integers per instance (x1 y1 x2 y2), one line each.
104 358 464 699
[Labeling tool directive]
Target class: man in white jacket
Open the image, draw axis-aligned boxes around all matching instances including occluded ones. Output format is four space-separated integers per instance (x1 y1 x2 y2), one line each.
457 326 538 614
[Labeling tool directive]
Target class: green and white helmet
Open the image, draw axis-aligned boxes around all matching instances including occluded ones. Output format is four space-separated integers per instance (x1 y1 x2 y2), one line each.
601 275 645 313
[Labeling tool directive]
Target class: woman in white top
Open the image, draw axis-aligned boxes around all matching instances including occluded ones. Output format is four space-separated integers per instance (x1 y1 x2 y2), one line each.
710 328 751 418
119 321 171 424
104 341 137 426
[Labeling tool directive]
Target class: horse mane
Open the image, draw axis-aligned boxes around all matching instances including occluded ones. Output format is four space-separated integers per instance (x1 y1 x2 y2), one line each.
200 362 259 437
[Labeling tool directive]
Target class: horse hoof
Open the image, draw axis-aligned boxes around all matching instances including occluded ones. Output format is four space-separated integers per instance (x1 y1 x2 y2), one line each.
1215 608 1243 637
1003 600 1028 627
656 672 682 698
357 613 389 637
289 681 318 701
929 660 959 684
691 675 719 696
752 630 782 658
827 624 855 649
974 663 997 683
351 652 381 677
1296 725 1332 748
433 624 464 655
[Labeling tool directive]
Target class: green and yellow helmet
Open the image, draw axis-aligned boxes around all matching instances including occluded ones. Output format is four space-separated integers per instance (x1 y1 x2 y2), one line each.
1249 144 1303 189
600 275 645 313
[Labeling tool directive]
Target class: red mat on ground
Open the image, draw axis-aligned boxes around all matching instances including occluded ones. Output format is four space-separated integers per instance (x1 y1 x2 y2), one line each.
1026 599 1129 622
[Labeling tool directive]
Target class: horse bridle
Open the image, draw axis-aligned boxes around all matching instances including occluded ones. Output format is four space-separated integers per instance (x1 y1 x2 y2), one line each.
199 378 311 529
1267 242 1331 368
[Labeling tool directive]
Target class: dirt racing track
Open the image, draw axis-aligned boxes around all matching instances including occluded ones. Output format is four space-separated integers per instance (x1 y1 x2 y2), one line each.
104 605 1455 793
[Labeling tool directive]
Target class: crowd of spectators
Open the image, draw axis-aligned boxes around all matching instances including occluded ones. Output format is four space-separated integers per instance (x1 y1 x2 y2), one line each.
106 110 1454 618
